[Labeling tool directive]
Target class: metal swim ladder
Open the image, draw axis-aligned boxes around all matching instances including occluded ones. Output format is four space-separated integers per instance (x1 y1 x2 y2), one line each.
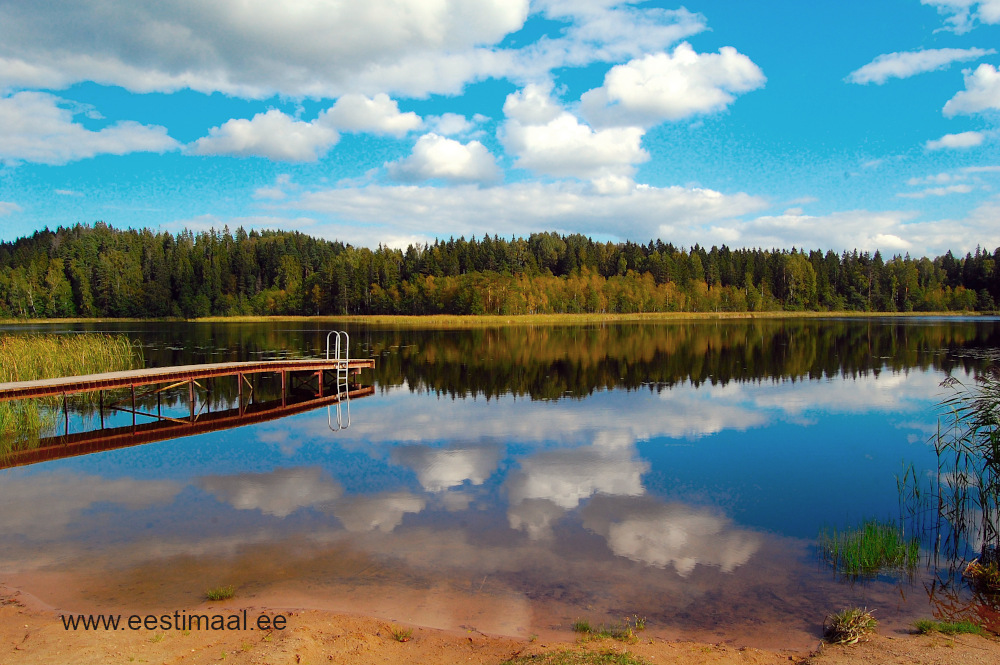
326 330 351 430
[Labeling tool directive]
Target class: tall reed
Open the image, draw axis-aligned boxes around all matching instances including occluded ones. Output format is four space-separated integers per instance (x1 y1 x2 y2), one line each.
0 333 143 450
934 366 1000 564
819 518 920 577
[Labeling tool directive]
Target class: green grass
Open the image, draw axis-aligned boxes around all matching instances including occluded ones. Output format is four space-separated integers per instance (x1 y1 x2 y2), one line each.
501 651 651 665
818 518 920 576
572 616 646 643
0 333 143 449
824 607 878 644
914 619 986 636
389 625 413 642
204 585 235 601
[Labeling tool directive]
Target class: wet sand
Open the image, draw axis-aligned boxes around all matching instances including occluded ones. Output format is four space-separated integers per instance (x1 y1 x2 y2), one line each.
3 581 999 665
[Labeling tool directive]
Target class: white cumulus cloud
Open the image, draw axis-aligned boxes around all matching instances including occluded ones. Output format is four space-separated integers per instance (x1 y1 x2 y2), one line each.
0 0 530 98
580 42 766 127
944 63 1000 115
0 91 178 165
502 85 647 181
387 133 501 183
925 131 985 149
0 201 21 215
323 93 421 137
922 0 1000 33
847 47 995 84
188 109 340 161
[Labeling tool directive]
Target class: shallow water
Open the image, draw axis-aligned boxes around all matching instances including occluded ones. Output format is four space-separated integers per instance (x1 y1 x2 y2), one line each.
2 317 999 648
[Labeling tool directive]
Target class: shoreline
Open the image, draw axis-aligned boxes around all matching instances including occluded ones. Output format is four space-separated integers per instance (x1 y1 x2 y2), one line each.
0 310 994 329
3 585 998 665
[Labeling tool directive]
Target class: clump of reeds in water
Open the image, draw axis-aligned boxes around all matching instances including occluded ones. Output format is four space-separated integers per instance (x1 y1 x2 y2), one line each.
819 518 920 577
0 333 143 450
934 368 1000 570
964 557 1000 594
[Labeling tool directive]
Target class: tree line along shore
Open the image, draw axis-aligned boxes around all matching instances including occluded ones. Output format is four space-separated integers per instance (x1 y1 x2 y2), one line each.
1 223 998 319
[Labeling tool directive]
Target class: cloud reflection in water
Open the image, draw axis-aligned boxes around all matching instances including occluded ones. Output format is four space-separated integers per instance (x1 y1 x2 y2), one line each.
582 495 761 576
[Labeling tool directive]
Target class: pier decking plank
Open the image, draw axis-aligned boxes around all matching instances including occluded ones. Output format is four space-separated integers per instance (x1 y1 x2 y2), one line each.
0 358 375 402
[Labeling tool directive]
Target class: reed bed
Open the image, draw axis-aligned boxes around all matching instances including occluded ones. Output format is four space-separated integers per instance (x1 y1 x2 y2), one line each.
934 369 1000 565
819 518 920 577
0 333 143 449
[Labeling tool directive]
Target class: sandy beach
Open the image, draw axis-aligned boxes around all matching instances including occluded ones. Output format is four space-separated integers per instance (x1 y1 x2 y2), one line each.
4 582 998 665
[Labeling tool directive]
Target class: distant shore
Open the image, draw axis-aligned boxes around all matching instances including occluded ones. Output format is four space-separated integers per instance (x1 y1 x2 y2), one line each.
1 310 993 328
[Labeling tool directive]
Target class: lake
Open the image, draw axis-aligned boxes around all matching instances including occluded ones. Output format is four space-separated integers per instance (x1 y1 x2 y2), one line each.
1 317 998 648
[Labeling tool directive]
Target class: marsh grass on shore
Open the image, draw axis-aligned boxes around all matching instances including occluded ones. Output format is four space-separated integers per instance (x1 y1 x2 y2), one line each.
818 519 920 577
824 607 878 644
572 616 646 643
0 333 143 449
502 652 651 665
914 618 986 635
205 585 236 601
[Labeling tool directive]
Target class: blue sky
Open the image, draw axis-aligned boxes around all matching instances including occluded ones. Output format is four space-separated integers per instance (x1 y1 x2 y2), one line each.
1 0 999 256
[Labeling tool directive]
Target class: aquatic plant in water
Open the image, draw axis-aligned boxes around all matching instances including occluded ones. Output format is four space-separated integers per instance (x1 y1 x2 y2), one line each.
0 333 143 450
818 518 920 577
934 366 1000 568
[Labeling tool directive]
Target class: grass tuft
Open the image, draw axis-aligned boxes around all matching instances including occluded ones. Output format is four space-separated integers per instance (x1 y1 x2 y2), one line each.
572 616 646 643
205 585 235 601
914 619 986 636
824 607 878 644
501 650 651 665
389 625 413 642
818 518 920 577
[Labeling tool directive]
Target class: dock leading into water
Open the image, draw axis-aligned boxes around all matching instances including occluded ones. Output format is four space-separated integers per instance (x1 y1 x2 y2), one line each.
0 357 377 468
1 384 375 469
0 358 375 402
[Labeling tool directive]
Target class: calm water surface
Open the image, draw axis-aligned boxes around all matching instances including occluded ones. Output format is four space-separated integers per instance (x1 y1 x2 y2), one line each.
2 318 999 648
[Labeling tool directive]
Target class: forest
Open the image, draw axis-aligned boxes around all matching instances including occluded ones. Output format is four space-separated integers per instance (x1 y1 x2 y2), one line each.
0 222 997 318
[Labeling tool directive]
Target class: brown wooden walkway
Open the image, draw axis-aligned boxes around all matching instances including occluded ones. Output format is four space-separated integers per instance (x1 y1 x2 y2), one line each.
1 385 374 469
0 358 374 402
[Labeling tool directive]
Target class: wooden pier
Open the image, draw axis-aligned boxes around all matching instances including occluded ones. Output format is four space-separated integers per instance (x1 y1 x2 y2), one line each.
1 384 374 469
0 356 376 468
0 358 374 402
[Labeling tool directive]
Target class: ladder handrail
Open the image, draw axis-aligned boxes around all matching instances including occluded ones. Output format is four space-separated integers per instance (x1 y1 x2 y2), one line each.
326 330 351 430
325 330 350 364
